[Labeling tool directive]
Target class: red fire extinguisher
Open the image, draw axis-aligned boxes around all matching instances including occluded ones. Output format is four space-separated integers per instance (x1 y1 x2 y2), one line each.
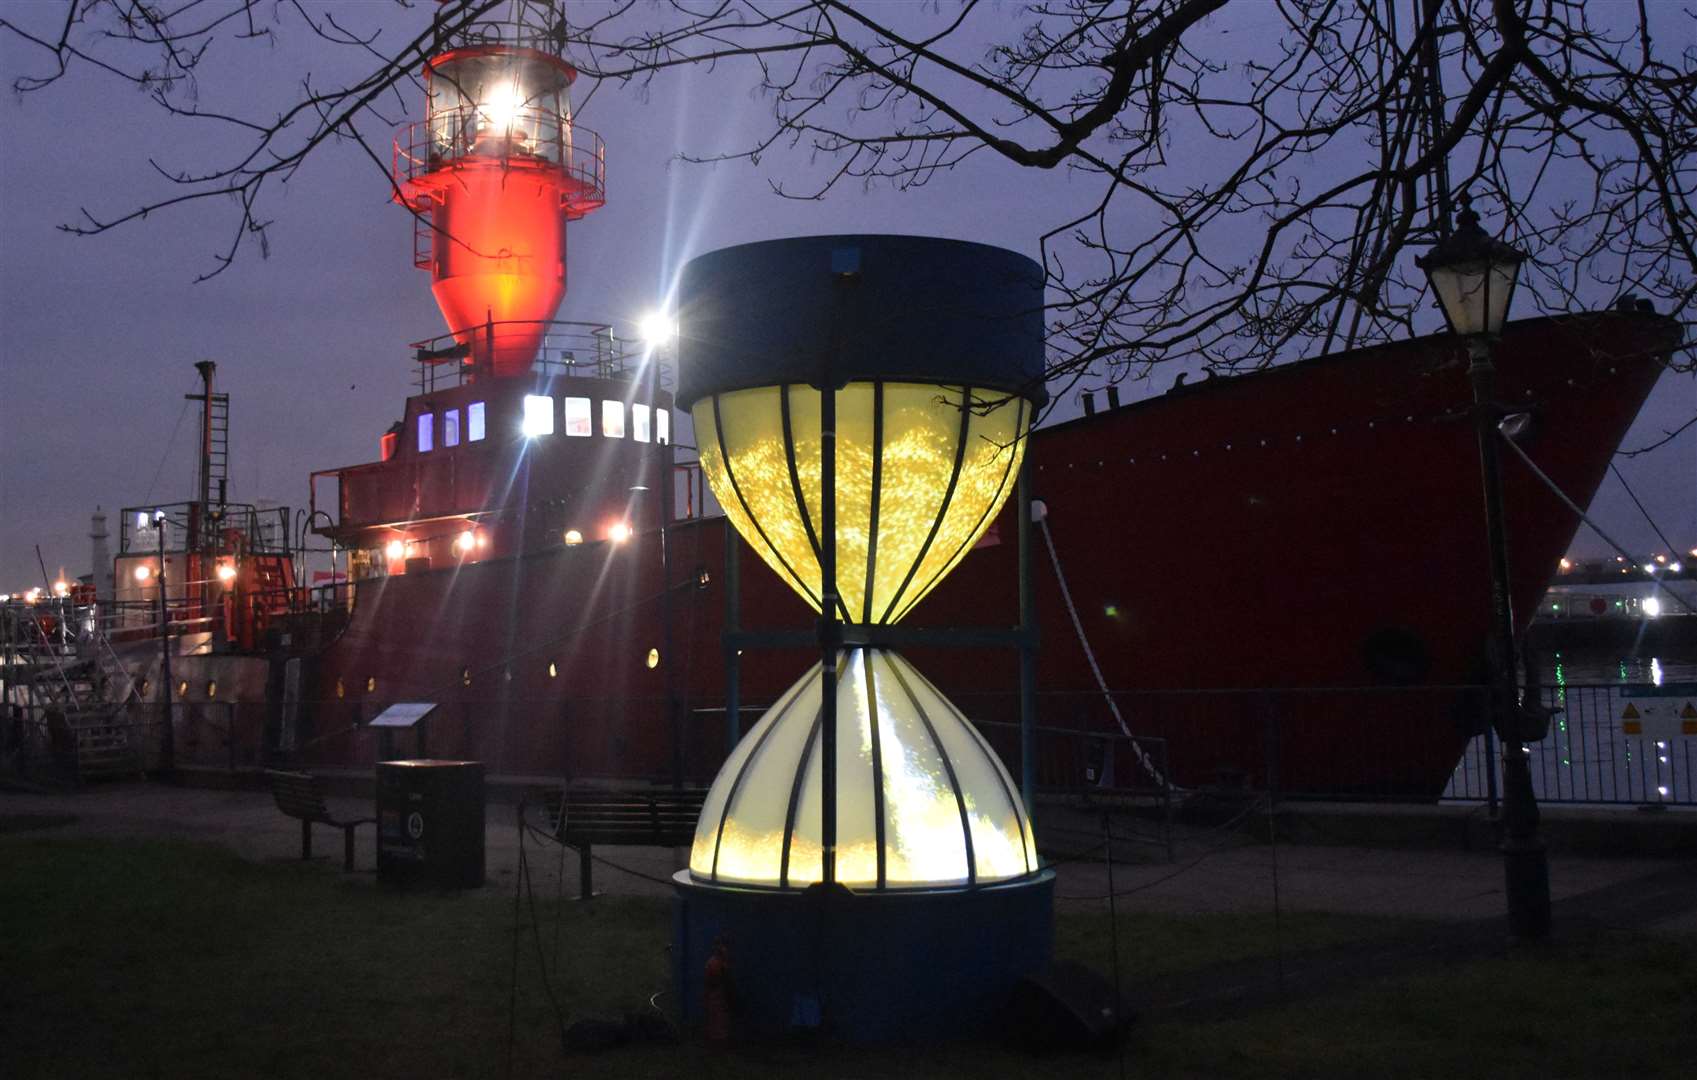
703 934 733 1044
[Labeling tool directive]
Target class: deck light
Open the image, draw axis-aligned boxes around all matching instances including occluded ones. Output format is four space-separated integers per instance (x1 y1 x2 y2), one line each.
638 311 676 347
385 539 406 561
607 521 632 544
52 581 69 597
134 565 152 583
562 529 583 546
456 529 477 554
216 562 237 584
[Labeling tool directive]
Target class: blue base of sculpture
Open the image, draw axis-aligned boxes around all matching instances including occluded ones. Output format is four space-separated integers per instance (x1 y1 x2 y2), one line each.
671 869 1055 1042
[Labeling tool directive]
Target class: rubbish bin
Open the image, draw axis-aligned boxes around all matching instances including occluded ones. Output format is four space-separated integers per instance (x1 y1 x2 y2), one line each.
376 759 485 888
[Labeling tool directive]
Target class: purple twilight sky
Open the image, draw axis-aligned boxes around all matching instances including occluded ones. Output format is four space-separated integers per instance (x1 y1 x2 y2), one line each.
1 2 1691 593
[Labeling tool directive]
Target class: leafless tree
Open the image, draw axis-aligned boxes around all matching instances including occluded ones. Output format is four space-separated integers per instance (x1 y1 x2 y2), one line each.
5 0 1693 390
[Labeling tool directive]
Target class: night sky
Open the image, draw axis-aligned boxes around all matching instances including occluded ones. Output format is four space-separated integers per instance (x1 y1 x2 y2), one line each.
2 2 1691 592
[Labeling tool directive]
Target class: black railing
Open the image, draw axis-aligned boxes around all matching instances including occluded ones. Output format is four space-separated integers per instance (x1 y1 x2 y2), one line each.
8 683 1686 808
408 319 648 393
393 105 605 208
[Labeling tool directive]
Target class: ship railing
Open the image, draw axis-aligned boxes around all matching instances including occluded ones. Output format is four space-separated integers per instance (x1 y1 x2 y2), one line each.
439 11 567 55
81 581 348 652
410 319 645 393
393 106 605 215
117 502 293 558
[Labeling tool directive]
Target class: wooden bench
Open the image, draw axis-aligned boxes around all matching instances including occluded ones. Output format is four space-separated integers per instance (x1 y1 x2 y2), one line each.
265 769 376 872
541 785 708 899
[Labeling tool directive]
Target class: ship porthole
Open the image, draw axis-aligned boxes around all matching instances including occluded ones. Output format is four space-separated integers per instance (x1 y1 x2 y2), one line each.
177 680 189 698
646 648 660 670
366 676 376 694
206 681 217 699
335 678 345 699
462 667 472 687
1362 626 1431 685
548 662 558 679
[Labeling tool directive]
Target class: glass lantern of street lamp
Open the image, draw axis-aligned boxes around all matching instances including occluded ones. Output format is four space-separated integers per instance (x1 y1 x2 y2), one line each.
1415 194 1527 339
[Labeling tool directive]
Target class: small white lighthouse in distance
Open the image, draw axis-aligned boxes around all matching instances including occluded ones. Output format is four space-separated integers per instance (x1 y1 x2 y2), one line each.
89 507 112 602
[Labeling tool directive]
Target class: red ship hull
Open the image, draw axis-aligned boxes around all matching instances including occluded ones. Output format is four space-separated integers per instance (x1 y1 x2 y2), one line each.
179 310 1676 799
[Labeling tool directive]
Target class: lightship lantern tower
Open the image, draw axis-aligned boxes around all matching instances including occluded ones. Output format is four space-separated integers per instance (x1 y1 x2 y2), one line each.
393 22 606 379
671 235 1056 1040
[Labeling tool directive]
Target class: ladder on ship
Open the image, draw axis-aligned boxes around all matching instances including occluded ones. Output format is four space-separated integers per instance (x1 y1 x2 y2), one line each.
186 360 231 511
207 391 230 503
1 603 144 782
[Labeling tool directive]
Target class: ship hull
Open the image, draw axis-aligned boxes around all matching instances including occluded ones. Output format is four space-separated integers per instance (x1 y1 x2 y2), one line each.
168 311 1679 798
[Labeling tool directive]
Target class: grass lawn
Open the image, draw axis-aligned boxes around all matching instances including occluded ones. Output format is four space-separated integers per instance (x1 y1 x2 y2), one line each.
3 830 1694 1078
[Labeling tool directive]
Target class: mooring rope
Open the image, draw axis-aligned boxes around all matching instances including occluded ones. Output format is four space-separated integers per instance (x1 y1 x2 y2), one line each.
1499 430 1696 615
1037 514 1174 790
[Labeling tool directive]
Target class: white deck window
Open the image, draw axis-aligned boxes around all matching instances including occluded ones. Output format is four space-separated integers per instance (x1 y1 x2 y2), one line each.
468 401 486 442
632 403 651 443
417 412 434 453
443 408 461 447
657 408 670 445
564 396 592 437
522 394 555 437
602 400 625 439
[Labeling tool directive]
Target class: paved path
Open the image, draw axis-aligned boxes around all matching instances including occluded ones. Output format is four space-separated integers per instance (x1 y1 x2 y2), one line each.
4 781 1692 932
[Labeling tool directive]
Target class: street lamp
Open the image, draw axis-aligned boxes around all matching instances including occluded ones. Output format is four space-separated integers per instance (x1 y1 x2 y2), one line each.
154 509 175 775
1417 194 1549 941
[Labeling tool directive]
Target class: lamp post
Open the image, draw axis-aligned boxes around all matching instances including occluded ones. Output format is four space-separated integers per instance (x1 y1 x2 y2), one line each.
1417 194 1549 941
155 509 176 775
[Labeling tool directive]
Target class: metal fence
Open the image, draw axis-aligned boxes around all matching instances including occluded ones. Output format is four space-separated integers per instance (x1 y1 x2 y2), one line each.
1446 683 1696 807
951 682 1696 808
5 680 1689 808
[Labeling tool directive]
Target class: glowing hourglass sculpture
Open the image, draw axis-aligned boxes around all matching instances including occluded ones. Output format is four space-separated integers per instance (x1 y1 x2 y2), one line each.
672 235 1055 1040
